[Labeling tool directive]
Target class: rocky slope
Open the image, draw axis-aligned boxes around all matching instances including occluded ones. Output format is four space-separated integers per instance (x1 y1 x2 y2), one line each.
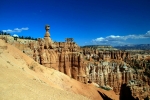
0 39 119 100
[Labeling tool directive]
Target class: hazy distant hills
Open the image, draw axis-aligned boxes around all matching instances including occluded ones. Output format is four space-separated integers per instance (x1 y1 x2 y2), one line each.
81 45 118 50
114 44 150 50
82 44 150 50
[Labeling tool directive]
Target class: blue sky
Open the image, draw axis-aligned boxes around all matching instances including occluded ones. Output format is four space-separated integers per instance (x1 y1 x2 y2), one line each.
0 0 150 46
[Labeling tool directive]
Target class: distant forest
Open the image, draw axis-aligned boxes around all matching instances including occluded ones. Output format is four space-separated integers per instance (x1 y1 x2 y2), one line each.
0 31 37 40
0 31 10 35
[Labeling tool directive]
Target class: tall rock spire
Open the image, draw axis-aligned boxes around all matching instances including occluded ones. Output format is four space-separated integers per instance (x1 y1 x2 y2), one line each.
44 24 50 37
44 24 53 49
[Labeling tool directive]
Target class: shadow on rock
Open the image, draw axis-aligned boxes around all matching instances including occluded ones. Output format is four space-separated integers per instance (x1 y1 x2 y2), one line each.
97 90 112 100
119 83 139 100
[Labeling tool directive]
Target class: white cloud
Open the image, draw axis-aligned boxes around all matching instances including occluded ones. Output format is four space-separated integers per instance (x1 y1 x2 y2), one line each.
94 37 105 41
92 30 150 46
2 29 13 33
2 27 29 33
105 35 126 41
144 31 150 37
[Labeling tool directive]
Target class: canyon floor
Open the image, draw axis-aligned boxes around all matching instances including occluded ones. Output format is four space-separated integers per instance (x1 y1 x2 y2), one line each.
0 39 119 100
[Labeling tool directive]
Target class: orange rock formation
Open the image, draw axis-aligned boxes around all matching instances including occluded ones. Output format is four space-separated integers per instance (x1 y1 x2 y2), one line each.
2 24 150 99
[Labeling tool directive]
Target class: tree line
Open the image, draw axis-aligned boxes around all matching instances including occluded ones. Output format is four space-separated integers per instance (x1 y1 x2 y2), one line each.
18 36 37 40
0 31 37 40
0 31 10 35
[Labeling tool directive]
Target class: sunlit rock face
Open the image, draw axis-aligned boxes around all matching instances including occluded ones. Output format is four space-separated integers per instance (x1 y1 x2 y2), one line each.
34 25 58 70
81 47 150 99
6 25 150 99
31 25 86 83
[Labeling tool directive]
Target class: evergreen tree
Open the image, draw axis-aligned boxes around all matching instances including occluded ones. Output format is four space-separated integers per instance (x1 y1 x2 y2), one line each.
4 32 7 35
34 38 37 40
28 36 31 39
